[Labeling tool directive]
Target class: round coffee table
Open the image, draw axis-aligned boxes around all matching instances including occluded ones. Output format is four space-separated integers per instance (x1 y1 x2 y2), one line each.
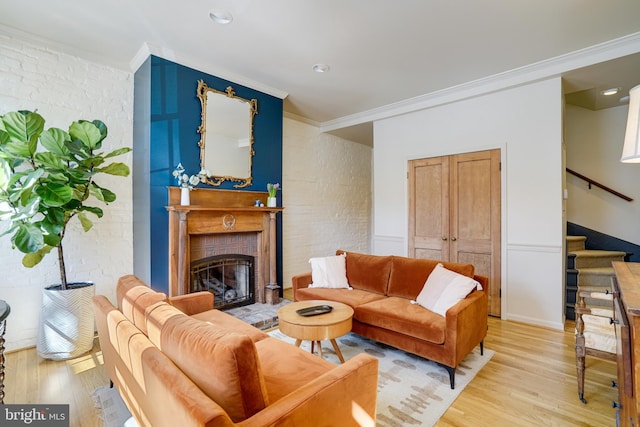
277 300 353 363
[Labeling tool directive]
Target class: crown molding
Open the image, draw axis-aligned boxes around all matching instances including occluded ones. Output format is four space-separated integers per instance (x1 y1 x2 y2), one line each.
321 32 640 133
131 42 289 100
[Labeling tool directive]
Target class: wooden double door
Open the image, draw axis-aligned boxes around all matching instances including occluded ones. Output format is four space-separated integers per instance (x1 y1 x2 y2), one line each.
408 149 501 316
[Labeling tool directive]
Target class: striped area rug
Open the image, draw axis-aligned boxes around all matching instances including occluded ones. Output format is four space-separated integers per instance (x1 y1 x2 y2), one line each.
269 330 494 427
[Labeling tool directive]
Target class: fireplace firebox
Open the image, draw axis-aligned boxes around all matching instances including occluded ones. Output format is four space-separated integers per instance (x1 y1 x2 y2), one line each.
190 254 254 309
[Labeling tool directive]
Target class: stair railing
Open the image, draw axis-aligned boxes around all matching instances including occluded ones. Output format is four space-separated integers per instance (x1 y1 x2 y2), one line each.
566 168 633 202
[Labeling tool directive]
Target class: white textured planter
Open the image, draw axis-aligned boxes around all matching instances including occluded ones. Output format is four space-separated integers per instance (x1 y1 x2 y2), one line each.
37 282 95 360
180 187 190 205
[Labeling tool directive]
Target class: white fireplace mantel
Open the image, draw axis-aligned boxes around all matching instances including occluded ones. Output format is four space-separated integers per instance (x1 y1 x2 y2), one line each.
166 187 283 303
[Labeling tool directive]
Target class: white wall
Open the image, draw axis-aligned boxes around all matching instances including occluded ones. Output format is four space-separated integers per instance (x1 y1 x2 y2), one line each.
0 35 134 351
374 78 565 329
282 118 372 287
565 103 640 245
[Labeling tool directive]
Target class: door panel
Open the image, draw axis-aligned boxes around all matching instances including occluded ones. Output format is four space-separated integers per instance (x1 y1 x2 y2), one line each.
408 157 449 260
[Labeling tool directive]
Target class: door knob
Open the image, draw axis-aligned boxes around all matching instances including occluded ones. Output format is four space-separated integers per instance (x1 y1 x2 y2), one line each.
442 237 448 241
451 237 457 241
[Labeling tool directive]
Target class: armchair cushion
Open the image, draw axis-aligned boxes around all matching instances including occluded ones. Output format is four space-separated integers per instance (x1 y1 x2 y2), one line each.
155 314 269 422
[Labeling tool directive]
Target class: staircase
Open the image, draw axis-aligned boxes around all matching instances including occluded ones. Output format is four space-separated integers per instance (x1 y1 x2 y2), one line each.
565 235 626 320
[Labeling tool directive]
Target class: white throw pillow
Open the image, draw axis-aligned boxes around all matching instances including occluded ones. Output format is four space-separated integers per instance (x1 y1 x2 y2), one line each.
416 263 482 317
308 254 350 289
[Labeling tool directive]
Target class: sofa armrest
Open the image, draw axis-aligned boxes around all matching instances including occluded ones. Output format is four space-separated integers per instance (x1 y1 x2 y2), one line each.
168 291 214 315
238 353 378 427
445 275 489 366
291 273 312 300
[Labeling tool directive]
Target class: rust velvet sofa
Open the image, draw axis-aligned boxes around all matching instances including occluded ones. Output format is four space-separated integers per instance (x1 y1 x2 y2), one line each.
93 275 379 427
292 251 489 389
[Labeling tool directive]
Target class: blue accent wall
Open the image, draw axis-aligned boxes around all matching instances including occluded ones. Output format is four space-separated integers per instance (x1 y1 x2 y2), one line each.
135 56 283 293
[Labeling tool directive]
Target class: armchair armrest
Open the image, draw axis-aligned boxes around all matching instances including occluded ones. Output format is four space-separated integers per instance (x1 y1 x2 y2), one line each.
168 291 214 315
238 353 378 427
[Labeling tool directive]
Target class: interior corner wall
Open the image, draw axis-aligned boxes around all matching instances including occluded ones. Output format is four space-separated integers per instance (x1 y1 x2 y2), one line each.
373 78 565 329
134 56 283 294
565 103 640 246
281 118 372 286
0 36 134 351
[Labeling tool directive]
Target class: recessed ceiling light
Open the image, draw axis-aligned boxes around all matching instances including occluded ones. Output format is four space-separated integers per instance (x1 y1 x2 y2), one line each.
601 87 621 96
312 63 330 73
209 9 233 24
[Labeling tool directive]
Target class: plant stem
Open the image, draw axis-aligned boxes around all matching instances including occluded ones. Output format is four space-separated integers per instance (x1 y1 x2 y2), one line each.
57 244 67 290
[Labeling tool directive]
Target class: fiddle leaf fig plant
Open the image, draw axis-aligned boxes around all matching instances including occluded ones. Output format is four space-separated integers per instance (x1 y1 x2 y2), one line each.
0 110 131 289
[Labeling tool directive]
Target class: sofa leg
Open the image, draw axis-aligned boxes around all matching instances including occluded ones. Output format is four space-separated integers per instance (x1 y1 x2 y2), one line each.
438 364 456 389
480 340 484 356
110 379 114 389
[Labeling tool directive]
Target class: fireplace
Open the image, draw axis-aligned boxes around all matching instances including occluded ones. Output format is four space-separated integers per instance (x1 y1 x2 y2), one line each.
191 254 254 309
166 187 283 304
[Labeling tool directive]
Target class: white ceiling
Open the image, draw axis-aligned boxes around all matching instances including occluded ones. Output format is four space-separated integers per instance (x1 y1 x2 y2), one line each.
1 0 640 145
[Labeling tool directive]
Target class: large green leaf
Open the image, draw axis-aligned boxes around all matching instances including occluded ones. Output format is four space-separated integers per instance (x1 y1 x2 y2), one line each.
89 183 116 203
1 111 44 144
77 212 93 232
40 128 70 156
69 121 101 150
34 152 65 170
37 183 73 207
98 162 130 176
105 147 132 158
0 158 10 191
80 205 103 218
22 245 53 268
13 222 44 253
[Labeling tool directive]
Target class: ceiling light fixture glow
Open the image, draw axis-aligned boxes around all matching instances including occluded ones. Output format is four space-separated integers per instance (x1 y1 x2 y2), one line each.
209 9 233 24
601 87 621 96
312 63 330 73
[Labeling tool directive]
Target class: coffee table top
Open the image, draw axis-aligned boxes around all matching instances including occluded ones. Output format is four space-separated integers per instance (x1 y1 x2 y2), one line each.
277 300 353 341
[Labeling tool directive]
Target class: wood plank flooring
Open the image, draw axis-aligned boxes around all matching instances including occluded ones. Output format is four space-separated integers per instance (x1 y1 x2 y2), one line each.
3 312 617 426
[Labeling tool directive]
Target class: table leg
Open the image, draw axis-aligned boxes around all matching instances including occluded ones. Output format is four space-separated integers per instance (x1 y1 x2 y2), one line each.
330 339 345 363
294 339 302 347
317 341 323 359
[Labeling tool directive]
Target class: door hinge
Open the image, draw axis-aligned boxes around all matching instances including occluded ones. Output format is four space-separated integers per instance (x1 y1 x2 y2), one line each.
499 161 502 171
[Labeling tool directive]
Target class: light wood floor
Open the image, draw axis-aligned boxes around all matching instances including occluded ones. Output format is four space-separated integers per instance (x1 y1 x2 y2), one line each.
4 312 617 426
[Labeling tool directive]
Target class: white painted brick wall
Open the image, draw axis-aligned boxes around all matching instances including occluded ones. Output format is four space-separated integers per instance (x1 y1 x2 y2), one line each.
282 117 372 288
0 35 134 351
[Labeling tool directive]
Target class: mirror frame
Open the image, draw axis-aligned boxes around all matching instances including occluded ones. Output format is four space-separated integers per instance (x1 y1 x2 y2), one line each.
197 79 258 188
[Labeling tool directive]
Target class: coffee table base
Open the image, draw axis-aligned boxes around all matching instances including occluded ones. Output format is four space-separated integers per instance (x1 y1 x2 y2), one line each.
295 338 346 363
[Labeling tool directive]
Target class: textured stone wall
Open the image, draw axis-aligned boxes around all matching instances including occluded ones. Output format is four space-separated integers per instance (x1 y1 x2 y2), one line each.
282 117 372 288
0 35 134 351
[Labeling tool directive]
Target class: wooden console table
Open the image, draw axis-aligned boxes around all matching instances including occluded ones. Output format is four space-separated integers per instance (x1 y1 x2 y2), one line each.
612 261 640 426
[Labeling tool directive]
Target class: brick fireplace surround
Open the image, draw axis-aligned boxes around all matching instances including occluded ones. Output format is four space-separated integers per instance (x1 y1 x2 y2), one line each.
166 187 283 303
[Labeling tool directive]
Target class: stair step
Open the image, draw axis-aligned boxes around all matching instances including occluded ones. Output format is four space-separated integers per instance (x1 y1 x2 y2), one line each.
571 250 626 269
567 235 587 252
577 267 616 287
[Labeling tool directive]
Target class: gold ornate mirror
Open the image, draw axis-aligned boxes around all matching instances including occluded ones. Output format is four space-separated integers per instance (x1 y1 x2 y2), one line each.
197 80 258 188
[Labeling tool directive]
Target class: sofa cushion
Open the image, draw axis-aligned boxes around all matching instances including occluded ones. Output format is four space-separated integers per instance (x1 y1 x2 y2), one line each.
154 314 269 423
387 256 475 299
295 287 386 308
309 254 350 289
355 297 446 344
255 337 334 403
416 263 481 317
117 275 168 335
338 250 392 295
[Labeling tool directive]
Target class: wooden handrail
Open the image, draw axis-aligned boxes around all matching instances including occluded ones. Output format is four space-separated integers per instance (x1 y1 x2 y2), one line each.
566 168 633 202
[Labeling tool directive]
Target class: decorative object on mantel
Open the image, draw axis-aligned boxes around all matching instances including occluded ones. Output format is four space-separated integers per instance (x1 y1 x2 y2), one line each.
267 182 280 207
172 163 207 206
0 110 131 360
